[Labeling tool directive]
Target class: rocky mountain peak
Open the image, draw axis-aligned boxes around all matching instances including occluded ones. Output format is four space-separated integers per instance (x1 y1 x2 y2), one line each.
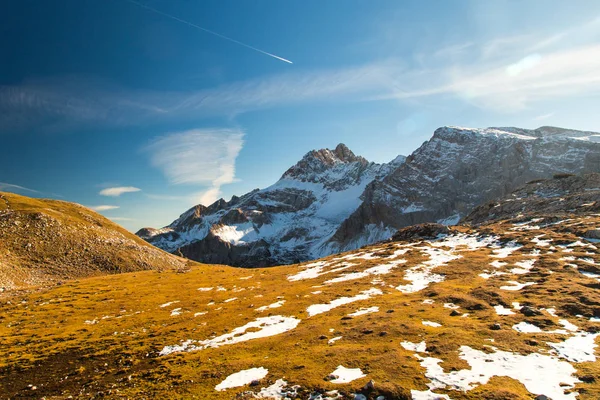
281 143 369 181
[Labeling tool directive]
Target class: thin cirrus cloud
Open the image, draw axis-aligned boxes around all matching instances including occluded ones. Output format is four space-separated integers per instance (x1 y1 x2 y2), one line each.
90 205 120 211
99 186 141 197
0 181 40 194
0 14 599 131
145 128 244 206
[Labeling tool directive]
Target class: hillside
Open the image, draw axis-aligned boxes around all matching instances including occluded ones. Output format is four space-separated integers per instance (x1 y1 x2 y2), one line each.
2 203 599 398
0 192 187 291
137 126 600 268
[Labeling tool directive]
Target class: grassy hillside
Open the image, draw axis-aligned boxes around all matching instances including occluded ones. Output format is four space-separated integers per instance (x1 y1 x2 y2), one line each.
0 192 187 291
1 213 599 399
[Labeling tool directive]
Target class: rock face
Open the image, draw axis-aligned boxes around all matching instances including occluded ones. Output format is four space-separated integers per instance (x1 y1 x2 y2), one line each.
329 126 600 252
138 126 600 267
463 172 600 225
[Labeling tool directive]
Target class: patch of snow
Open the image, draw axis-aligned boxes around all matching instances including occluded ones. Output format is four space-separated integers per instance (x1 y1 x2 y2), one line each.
215 367 268 391
500 281 536 291
422 320 442 328
197 287 213 292
512 322 543 333
170 308 182 316
479 270 508 279
329 366 366 384
490 242 522 258
548 332 599 362
348 306 379 317
159 301 180 308
410 390 450 400
494 305 515 315
256 300 286 312
159 315 301 355
490 260 507 268
422 299 435 305
401 341 428 353
324 259 406 284
511 259 536 274
254 379 300 399
328 336 342 344
410 343 580 399
306 288 383 317
194 312 207 317
224 297 237 303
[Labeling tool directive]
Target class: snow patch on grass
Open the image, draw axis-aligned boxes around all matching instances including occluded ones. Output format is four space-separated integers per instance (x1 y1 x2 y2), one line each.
215 367 268 391
348 306 379 317
329 366 366 384
159 316 301 355
306 288 383 317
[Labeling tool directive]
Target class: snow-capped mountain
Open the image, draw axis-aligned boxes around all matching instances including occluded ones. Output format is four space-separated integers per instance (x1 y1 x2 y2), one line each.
137 144 403 267
138 126 600 267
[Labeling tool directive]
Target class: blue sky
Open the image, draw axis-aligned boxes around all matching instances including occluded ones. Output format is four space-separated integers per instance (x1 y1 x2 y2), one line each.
1 0 600 231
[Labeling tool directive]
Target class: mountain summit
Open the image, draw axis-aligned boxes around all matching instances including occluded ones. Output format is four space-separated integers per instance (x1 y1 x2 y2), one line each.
138 126 600 267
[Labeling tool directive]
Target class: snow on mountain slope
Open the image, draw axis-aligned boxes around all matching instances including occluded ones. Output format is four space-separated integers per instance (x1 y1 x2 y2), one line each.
138 126 600 267
138 144 402 267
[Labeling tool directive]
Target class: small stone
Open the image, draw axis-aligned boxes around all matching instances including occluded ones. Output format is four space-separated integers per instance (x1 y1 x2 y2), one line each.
341 316 353 320
490 323 502 330
378 331 388 337
526 339 539 346
450 310 461 316
361 329 374 334
249 379 260 387
520 306 542 317
324 374 338 381
364 379 375 390
318 335 328 340
534 396 550 400
386 309 394 313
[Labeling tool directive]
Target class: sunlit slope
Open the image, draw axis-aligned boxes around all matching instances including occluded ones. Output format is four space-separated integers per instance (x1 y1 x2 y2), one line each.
0 191 187 291
1 214 599 399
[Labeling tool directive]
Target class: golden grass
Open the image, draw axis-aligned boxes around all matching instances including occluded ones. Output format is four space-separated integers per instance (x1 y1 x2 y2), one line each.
1 215 599 399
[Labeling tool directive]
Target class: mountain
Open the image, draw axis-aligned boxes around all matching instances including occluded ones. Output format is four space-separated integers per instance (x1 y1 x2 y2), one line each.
3 183 599 399
0 191 188 291
138 143 405 267
138 126 600 268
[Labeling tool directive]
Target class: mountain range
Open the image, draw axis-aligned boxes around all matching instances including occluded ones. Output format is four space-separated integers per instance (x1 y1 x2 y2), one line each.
137 126 600 267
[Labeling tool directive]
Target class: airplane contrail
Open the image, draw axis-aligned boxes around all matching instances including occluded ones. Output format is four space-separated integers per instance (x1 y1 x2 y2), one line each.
124 0 293 64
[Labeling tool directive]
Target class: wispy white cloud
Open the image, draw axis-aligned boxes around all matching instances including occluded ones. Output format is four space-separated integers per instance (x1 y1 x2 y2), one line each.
90 205 120 211
99 186 141 197
0 182 40 194
534 113 554 121
145 129 244 206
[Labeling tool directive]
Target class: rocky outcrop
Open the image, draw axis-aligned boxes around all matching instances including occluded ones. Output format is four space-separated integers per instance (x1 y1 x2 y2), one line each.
463 173 600 225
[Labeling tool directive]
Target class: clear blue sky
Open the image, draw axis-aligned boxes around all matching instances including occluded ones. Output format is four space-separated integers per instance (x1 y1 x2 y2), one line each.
1 0 600 231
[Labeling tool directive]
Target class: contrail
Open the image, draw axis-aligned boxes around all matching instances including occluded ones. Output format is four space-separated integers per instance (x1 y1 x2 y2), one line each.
124 0 293 64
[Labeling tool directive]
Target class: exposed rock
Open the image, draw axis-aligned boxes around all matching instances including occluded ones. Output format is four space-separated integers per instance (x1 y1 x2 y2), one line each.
391 223 451 242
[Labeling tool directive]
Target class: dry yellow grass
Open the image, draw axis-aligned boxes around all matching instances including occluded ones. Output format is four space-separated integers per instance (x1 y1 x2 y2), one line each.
0 191 187 291
1 214 599 399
